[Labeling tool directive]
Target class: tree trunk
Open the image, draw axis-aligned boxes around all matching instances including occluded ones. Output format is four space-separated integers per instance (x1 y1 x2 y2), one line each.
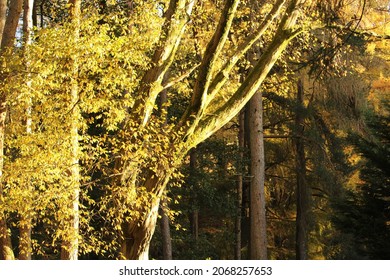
18 0 34 261
249 90 267 260
159 200 172 260
295 78 309 260
235 108 245 260
158 85 172 260
121 198 161 260
120 194 163 260
120 168 173 260
61 0 81 260
0 0 23 261
0 0 6 44
189 148 199 242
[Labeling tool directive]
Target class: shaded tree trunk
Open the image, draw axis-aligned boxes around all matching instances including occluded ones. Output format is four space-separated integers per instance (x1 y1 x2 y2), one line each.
235 108 245 260
159 201 172 260
158 85 172 260
189 149 199 241
249 90 267 259
295 78 309 260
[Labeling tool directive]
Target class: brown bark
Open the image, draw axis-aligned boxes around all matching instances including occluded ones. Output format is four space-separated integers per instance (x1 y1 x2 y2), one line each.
295 79 310 260
1 1 23 49
0 0 6 44
158 85 173 260
0 0 23 261
235 109 245 260
159 200 173 260
249 90 267 260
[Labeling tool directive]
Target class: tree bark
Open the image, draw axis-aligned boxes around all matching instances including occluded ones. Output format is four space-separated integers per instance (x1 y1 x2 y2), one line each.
158 85 173 260
235 108 245 260
0 0 6 44
18 0 35 261
120 171 171 260
159 200 172 260
61 0 81 260
189 149 199 241
295 79 309 260
249 90 267 260
0 0 23 261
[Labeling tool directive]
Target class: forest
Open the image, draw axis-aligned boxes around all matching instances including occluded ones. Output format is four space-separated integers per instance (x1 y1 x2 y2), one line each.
0 0 389 260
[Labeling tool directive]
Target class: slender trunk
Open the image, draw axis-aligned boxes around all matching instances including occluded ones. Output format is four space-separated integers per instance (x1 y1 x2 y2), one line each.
295 79 309 260
159 200 172 260
32 0 37 27
235 109 245 260
189 149 199 241
61 0 80 260
0 0 23 261
0 0 6 44
249 90 267 260
18 0 34 261
158 86 172 260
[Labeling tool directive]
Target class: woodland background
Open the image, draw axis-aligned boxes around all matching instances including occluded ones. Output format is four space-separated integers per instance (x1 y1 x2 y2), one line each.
0 0 389 260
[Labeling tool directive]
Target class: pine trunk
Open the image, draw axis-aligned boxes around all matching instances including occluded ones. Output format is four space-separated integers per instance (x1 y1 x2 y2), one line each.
249 90 267 260
235 108 245 260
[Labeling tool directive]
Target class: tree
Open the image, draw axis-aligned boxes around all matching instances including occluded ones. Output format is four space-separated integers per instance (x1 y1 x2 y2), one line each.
248 90 267 259
116 0 306 259
294 78 309 259
0 0 24 261
18 0 35 261
333 102 390 259
60 0 81 260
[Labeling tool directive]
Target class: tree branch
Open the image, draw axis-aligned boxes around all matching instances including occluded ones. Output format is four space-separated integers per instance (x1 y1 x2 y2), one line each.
161 62 200 91
185 0 305 149
133 0 195 127
207 0 287 102
178 0 240 132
